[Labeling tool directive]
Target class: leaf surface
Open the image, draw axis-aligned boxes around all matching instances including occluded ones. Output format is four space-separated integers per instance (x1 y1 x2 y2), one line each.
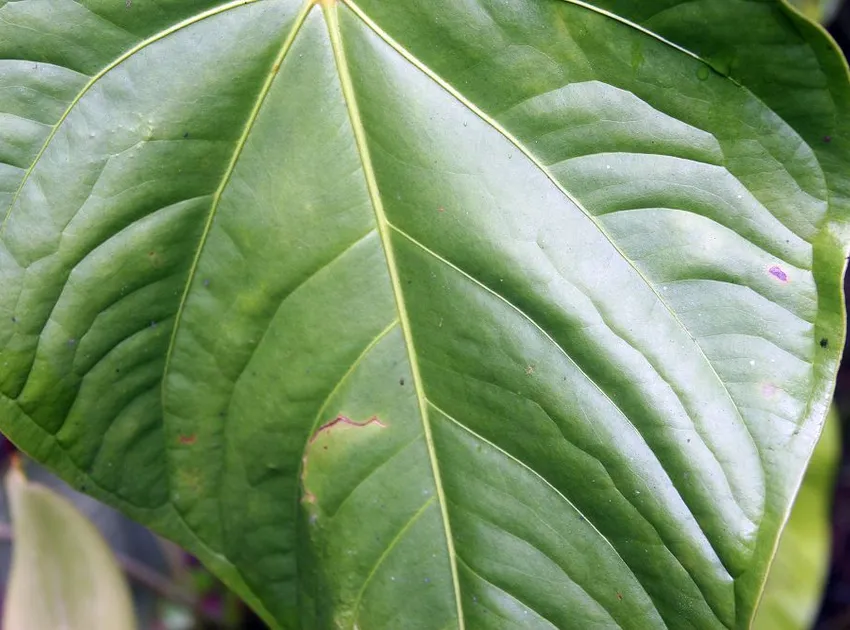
0 0 848 628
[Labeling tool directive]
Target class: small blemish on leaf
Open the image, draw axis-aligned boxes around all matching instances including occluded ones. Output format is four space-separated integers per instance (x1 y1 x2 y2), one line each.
820 338 829 349
824 135 832 143
10 317 16 323
525 365 534 375
617 593 623 601
183 132 189 139
399 378 405 386
150 321 157 328
67 338 76 346
301 415 386 508
203 279 211 288
311 415 386 442
438 207 445 213
178 434 196 445
768 265 788 282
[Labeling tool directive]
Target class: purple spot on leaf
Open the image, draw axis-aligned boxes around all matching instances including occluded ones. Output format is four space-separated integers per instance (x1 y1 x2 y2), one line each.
769 265 788 282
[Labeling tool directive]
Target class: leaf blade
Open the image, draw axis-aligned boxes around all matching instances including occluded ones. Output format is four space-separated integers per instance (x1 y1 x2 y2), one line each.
0 0 848 628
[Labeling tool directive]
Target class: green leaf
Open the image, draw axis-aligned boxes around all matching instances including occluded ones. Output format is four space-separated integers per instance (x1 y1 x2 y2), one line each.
754 406 840 630
0 0 848 628
3 463 136 630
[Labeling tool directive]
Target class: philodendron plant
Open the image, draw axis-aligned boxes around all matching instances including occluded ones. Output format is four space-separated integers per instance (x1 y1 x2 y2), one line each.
0 0 848 627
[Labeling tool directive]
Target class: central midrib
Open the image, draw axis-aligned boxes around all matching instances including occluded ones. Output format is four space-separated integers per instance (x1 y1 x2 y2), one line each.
321 2 467 629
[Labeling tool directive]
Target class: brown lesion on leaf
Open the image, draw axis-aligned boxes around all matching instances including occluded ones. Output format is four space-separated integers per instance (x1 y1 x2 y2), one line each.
310 414 385 443
178 434 197 445
300 414 387 506
301 453 317 504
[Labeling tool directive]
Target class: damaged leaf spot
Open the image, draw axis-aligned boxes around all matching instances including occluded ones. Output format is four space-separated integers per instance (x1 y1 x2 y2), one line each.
178 434 197 445
820 338 829 349
311 414 386 442
301 415 388 507
768 265 788 282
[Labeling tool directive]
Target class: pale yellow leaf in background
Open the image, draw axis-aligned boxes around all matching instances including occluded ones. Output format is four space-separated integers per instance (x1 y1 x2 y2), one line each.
3 464 136 630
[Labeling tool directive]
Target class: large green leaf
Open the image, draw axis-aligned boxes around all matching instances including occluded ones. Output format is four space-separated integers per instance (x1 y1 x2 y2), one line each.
753 406 840 630
0 0 848 628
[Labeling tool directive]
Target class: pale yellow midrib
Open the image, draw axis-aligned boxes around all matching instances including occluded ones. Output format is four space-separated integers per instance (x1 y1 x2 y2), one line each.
322 4 466 629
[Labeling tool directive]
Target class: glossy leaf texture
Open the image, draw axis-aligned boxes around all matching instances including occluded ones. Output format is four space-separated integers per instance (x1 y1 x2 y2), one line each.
3 464 136 630
753 406 840 630
0 0 849 628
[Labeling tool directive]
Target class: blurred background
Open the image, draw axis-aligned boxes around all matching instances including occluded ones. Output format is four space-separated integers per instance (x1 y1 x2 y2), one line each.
0 453 270 629
1 2 850 629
